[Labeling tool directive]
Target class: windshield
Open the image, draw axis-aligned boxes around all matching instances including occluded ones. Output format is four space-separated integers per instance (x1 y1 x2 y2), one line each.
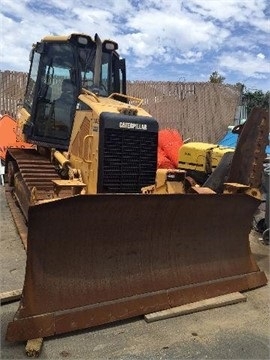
23 36 120 148
80 49 111 97
27 43 77 144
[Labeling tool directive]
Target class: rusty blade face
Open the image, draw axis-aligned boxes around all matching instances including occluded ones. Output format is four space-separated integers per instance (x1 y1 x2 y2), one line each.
6 192 267 342
228 108 269 187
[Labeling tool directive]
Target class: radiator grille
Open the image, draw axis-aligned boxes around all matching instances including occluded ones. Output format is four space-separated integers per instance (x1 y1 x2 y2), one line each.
101 128 157 193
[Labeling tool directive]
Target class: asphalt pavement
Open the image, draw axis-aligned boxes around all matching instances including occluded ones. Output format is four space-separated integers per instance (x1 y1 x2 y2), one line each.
0 185 269 359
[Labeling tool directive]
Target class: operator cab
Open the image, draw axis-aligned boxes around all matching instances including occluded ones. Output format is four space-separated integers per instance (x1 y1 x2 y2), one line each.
23 33 126 149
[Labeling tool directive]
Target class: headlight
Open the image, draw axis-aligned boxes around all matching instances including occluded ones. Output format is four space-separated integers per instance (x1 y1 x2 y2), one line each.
77 36 88 45
104 40 118 51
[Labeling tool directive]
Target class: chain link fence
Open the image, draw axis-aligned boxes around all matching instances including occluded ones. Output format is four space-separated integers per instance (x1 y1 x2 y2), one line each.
0 71 27 117
1 71 241 143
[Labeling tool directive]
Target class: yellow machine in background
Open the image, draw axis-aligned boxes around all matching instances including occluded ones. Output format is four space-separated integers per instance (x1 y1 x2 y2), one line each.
178 142 234 183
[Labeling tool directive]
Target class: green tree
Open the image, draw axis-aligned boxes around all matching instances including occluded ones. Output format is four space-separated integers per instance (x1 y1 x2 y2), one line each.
242 90 270 115
209 71 225 84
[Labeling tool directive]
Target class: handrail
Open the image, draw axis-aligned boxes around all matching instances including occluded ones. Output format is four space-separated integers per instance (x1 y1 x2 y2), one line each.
82 134 93 164
108 93 143 107
81 88 100 102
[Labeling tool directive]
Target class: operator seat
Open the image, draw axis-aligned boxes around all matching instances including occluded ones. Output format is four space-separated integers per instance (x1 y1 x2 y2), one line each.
54 79 76 135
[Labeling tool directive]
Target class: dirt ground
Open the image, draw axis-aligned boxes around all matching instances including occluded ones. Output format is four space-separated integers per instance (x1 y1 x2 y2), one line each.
1 185 269 359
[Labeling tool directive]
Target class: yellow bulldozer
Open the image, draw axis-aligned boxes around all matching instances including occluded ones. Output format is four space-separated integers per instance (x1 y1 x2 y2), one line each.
4 33 269 342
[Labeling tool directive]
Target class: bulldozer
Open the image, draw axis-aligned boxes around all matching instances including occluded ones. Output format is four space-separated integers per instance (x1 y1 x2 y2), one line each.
4 33 269 342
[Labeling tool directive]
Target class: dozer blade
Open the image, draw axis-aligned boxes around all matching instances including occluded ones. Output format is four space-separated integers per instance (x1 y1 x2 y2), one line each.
227 108 269 187
6 192 267 342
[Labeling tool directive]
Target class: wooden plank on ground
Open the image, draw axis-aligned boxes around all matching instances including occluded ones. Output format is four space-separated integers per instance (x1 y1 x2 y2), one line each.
0 289 22 304
144 292 247 323
25 338 43 357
